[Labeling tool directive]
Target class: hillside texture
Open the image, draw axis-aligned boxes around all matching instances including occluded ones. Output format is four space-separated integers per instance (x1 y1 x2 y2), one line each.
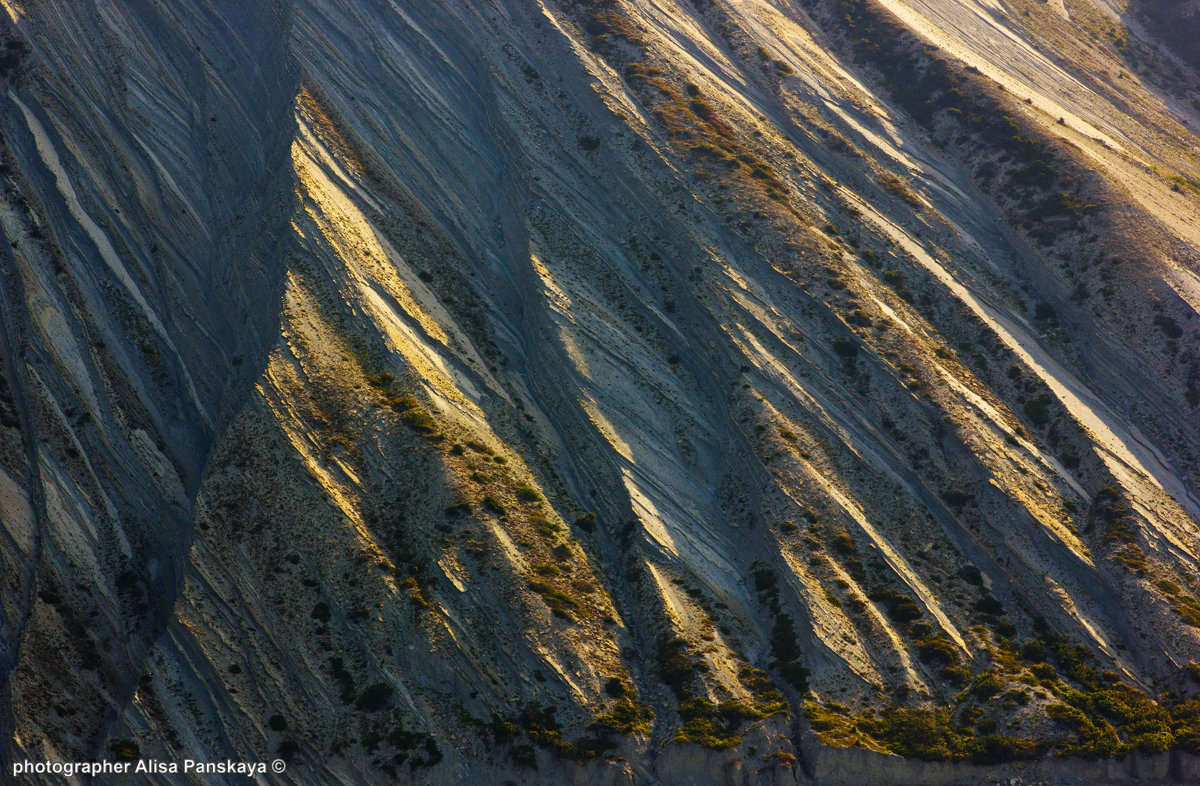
1 0 1200 783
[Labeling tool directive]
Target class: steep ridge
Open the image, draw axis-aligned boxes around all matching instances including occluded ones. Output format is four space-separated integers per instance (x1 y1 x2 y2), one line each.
0 0 1199 784
0 0 297 770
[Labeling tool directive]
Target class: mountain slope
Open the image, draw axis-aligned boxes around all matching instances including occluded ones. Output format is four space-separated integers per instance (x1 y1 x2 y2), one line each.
1 0 1199 783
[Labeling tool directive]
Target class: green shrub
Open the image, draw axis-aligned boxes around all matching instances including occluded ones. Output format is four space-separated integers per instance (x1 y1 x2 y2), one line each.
1156 579 1181 595
738 666 788 716
1031 663 1057 681
389 395 418 412
1038 192 1086 219
916 635 958 666
871 708 963 760
528 580 580 620
879 171 922 207
531 516 562 538
405 576 433 609
1003 689 1031 706
1178 602 1200 627
831 533 857 555
515 484 542 503
675 717 741 749
972 671 1004 700
591 694 654 735
401 409 437 433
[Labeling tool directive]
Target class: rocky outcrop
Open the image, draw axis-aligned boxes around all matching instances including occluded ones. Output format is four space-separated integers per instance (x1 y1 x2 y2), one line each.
803 740 1200 785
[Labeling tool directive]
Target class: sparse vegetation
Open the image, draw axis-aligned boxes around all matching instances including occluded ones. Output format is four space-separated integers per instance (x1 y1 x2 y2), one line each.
482 496 507 516
514 483 542 503
528 580 582 620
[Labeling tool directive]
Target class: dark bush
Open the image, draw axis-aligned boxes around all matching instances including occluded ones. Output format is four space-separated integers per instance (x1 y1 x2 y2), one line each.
974 595 1005 615
1020 641 1047 662
958 566 983 585
658 638 700 696
831 533 857 555
511 743 537 768
1024 394 1051 426
1038 192 1086 219
870 588 922 623
1034 302 1058 324
941 490 973 508
770 613 803 663
1154 315 1183 339
0 37 29 77
916 635 958 666
970 734 1044 763
356 683 395 712
751 563 778 593
832 338 859 359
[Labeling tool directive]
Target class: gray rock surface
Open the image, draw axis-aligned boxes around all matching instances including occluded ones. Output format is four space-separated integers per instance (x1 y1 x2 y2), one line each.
0 0 1198 783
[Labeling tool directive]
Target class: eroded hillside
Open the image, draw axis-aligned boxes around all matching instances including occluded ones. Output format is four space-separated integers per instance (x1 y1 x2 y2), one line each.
1 0 1199 783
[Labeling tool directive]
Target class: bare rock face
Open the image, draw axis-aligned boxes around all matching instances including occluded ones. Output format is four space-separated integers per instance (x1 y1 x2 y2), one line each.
1 0 1199 783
